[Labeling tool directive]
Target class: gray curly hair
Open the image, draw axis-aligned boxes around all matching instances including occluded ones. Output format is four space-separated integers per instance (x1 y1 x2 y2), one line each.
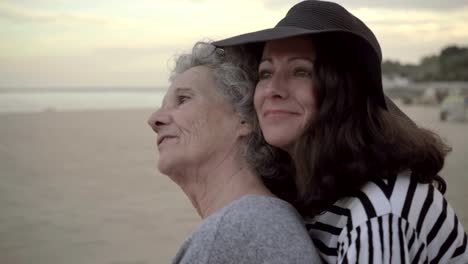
170 41 284 181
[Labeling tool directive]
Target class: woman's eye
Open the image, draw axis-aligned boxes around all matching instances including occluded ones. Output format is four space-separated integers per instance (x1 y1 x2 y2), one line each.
258 70 272 80
294 68 313 78
177 95 190 105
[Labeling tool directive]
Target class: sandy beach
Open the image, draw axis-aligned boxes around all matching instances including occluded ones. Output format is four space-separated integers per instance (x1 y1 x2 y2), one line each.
0 105 467 264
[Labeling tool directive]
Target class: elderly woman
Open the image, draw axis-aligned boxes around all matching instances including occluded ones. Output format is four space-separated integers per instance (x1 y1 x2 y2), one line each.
214 0 468 263
147 42 320 263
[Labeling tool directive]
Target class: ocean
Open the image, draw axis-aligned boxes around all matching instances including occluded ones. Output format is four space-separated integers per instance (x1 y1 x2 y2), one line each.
0 88 166 114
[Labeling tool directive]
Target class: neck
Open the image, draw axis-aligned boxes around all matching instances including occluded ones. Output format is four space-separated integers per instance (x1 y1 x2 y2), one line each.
174 151 273 219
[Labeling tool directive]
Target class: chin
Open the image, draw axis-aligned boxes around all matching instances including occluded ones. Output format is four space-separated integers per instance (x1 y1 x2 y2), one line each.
157 159 174 176
264 134 294 152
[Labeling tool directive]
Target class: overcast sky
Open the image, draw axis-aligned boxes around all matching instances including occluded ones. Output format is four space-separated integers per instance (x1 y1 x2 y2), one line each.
1 0 467 88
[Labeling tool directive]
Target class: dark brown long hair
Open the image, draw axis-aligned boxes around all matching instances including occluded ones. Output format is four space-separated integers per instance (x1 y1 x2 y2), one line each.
287 35 451 217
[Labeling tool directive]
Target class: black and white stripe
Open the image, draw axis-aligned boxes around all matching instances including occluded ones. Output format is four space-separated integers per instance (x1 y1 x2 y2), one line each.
306 171 468 263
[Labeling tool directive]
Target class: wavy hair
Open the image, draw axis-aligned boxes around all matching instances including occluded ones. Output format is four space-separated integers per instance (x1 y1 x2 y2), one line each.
287 36 452 216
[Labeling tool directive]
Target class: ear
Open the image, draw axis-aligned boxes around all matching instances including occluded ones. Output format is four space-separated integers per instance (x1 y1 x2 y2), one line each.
238 120 252 137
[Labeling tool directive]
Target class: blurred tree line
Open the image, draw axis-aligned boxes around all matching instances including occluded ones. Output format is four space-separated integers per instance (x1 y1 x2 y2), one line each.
382 45 468 81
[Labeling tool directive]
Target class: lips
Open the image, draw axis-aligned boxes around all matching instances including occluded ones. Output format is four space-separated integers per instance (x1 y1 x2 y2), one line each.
263 109 297 117
157 135 177 146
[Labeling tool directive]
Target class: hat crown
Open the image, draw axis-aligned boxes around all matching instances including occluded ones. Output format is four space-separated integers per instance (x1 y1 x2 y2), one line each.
276 0 382 61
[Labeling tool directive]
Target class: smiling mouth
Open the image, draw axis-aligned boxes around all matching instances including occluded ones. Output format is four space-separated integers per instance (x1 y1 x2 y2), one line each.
263 109 296 117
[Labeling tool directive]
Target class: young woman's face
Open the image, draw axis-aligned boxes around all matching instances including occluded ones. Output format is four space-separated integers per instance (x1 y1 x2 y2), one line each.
254 36 317 155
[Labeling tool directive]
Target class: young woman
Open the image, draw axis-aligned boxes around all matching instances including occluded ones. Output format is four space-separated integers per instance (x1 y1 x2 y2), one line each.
214 1 468 263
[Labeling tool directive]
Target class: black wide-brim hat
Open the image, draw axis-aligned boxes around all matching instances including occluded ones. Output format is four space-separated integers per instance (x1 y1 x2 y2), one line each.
213 0 412 121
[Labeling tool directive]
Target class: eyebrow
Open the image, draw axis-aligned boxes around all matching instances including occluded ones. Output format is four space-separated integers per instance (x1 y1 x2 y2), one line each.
174 87 194 93
260 56 315 64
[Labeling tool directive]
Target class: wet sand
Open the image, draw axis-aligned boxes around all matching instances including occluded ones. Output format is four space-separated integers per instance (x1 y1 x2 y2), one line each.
0 105 467 263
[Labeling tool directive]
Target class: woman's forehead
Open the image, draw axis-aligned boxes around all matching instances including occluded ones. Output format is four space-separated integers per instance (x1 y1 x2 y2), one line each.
173 66 213 85
262 36 316 58
169 66 217 93
163 66 222 103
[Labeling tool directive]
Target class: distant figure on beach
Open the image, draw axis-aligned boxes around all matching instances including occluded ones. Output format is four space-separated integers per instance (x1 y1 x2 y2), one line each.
214 0 468 262
147 42 320 263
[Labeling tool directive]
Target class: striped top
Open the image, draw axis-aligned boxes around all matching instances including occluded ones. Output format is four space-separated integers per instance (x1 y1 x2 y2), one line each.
305 171 468 263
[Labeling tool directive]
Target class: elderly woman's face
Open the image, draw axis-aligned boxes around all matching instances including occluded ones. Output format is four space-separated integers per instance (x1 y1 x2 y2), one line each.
148 66 248 176
254 36 317 155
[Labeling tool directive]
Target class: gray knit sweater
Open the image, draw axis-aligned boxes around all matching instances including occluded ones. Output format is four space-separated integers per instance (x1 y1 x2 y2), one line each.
172 195 321 263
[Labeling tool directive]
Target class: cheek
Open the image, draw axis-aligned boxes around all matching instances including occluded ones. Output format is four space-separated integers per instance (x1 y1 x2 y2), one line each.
183 111 224 147
253 86 263 113
184 119 206 142
298 82 317 118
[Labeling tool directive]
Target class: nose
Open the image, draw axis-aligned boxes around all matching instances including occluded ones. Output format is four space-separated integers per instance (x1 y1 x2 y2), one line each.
147 108 169 133
264 72 288 99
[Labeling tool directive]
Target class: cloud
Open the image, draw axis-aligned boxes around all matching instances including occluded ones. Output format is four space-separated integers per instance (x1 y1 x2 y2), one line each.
259 0 468 11
355 6 468 25
349 7 468 62
141 0 206 2
0 3 136 26
1 0 467 86
260 0 302 10
333 0 468 10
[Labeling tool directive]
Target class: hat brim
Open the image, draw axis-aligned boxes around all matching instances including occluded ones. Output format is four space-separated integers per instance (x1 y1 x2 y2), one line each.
213 26 360 47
